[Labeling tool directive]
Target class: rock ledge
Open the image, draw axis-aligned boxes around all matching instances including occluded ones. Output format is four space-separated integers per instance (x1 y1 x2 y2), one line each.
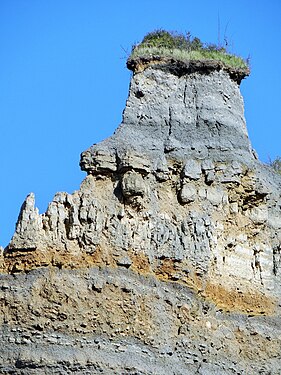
127 56 250 84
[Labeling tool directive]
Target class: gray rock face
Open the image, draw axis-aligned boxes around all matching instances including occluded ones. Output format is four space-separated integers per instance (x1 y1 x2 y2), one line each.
80 67 254 178
1 60 281 374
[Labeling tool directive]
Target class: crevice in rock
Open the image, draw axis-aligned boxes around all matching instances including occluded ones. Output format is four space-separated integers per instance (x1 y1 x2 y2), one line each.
168 107 172 136
183 81 188 107
192 84 200 128
273 245 281 276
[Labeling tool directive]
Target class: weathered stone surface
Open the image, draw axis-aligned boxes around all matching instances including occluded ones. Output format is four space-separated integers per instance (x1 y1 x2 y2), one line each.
182 160 202 180
179 183 197 203
80 60 255 185
121 171 147 198
1 58 281 373
1 267 281 374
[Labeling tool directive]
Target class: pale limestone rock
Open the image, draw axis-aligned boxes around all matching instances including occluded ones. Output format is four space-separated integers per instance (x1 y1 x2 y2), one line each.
182 160 202 180
9 193 44 249
246 204 268 224
121 171 147 198
206 186 226 206
179 183 197 203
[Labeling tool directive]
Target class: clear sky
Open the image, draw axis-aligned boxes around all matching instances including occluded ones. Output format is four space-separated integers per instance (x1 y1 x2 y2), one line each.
1 0 280 246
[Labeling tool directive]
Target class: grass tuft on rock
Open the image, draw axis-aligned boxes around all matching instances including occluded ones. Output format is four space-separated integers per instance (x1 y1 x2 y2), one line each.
130 30 249 71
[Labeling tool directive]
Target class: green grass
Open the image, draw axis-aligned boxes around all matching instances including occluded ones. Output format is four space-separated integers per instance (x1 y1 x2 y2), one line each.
129 30 249 71
130 46 248 70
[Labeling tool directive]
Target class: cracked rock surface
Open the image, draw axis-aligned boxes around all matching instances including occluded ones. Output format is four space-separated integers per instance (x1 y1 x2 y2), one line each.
1 59 281 374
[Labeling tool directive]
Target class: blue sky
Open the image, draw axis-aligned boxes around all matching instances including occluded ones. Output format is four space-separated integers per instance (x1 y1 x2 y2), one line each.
1 0 280 246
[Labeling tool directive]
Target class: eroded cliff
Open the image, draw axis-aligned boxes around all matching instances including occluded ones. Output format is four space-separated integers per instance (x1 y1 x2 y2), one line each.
1 58 281 374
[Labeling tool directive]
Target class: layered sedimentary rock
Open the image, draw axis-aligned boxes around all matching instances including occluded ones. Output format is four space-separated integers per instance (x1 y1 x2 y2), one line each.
1 58 281 374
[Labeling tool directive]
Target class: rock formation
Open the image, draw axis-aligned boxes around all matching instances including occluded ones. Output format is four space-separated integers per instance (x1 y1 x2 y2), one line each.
1 56 281 374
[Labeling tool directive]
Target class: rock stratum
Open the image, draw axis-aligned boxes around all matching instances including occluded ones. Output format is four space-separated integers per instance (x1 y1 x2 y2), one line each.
1 58 281 374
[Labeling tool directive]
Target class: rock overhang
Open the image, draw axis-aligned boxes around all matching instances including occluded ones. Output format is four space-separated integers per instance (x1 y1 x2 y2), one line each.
127 56 250 84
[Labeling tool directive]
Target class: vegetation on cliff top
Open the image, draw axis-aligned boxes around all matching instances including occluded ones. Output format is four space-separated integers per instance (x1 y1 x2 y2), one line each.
130 30 249 71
